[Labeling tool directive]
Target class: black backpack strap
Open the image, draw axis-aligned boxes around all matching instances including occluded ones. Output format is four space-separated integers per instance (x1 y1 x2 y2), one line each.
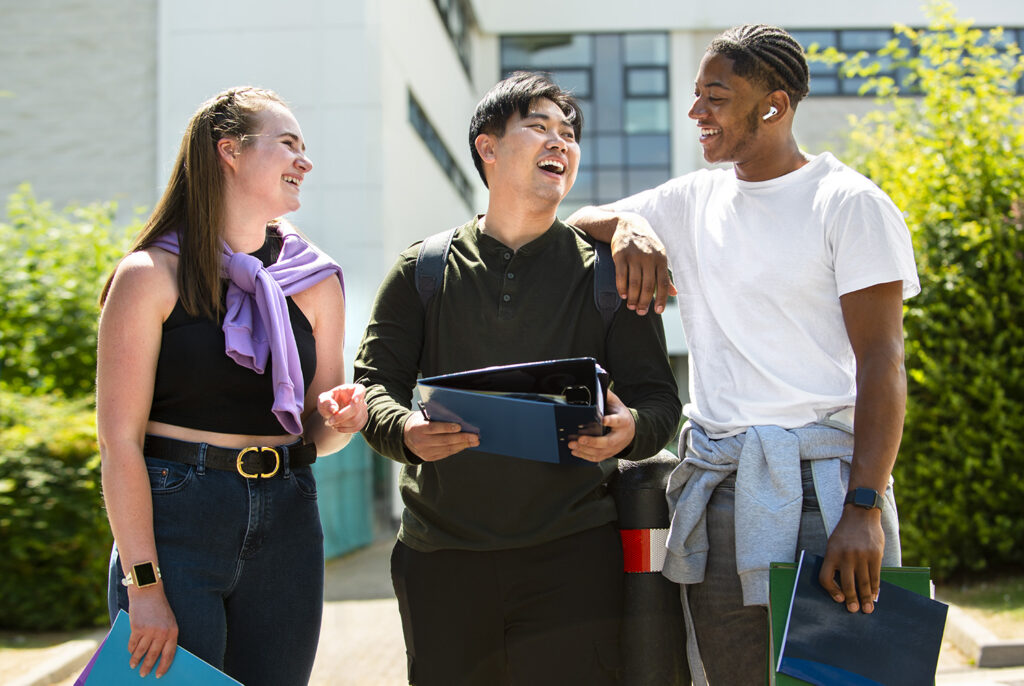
593 240 621 328
415 228 457 308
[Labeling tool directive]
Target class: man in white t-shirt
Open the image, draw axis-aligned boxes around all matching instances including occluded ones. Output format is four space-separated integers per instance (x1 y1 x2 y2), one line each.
569 24 920 684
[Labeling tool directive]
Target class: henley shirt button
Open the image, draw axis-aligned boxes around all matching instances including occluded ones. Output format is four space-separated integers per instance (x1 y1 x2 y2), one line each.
502 294 511 302
503 252 511 260
507 272 515 280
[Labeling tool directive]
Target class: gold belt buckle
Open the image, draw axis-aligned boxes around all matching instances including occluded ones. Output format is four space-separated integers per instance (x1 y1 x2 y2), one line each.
236 446 281 479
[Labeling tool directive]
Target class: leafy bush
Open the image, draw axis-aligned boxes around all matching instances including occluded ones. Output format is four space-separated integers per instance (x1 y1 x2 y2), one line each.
0 390 110 630
0 184 134 397
813 1 1024 578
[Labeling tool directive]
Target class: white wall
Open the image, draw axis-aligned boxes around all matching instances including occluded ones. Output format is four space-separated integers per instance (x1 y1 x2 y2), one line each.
340 0 492 352
471 0 1024 33
377 0 487 257
157 0 385 357
0 0 158 218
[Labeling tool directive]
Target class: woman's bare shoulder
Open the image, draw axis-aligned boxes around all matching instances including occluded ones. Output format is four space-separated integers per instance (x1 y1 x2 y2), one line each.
105 247 179 312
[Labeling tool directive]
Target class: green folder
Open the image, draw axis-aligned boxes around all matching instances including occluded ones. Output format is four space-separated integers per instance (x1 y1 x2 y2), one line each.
767 559 934 685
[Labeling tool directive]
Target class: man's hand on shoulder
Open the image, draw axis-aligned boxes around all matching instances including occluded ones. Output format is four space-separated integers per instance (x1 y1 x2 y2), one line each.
403 412 479 462
568 206 675 316
567 389 635 462
609 212 675 316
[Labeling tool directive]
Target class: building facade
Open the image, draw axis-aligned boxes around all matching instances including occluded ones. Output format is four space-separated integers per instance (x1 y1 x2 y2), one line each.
3 0 1022 545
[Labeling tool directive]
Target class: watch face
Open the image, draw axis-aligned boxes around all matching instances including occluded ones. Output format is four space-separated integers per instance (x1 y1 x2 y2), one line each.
133 562 158 587
850 488 880 509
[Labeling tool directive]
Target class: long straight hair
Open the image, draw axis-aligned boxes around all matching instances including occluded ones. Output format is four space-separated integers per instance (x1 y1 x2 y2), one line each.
101 86 285 319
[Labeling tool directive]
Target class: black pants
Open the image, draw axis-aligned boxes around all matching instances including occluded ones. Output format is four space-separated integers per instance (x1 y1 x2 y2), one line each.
391 523 623 686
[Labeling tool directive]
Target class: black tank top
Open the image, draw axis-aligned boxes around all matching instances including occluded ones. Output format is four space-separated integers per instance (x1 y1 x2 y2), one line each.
148 234 317 435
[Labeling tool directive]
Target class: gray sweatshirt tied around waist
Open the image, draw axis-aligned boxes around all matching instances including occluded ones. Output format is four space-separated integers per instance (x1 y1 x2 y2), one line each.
662 421 901 606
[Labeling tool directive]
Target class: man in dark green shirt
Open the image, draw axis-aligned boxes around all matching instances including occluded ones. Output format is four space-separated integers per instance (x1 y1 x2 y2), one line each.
354 72 680 686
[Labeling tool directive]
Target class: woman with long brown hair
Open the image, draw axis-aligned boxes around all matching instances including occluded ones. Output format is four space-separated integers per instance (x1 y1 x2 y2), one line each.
96 86 366 684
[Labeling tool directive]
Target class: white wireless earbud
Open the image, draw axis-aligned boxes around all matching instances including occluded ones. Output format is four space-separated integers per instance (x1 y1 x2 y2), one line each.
762 106 779 121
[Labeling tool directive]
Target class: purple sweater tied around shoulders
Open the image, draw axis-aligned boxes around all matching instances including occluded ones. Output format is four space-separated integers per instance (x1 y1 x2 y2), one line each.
153 225 344 436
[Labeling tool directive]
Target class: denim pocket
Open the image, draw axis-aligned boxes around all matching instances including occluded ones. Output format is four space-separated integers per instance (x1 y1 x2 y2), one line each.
145 457 194 493
290 466 318 500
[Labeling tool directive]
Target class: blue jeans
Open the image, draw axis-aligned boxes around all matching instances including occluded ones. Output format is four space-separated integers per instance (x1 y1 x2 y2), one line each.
686 463 829 685
108 446 325 686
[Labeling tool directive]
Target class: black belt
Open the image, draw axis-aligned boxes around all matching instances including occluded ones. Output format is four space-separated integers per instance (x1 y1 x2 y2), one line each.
143 435 317 479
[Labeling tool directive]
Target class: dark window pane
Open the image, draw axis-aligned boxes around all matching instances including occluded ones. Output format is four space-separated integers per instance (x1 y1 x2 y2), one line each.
791 30 837 51
592 34 623 134
501 35 592 68
579 132 596 170
809 75 840 95
447 1 463 36
809 61 839 76
561 199 586 219
549 69 591 98
626 67 668 96
408 91 473 211
596 170 625 203
624 33 668 64
567 169 594 202
625 99 669 134
575 98 592 139
627 134 670 167
840 30 892 52
594 97 622 135
872 54 895 71
627 169 671 196
594 134 624 167
840 76 871 95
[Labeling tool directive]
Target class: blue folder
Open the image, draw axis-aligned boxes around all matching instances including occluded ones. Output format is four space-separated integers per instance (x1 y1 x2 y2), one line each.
75 610 242 684
775 551 947 686
416 357 608 464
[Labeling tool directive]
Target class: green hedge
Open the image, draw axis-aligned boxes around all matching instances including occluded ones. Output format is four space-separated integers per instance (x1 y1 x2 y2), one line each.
815 2 1024 578
0 184 132 397
0 390 110 630
896 209 1024 579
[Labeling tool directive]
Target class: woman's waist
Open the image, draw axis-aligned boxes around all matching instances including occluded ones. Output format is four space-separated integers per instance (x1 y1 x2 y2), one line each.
145 420 298 450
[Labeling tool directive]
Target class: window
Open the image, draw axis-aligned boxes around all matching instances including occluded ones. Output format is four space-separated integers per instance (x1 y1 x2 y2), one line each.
408 91 474 211
791 27 1024 96
432 0 473 76
501 32 672 212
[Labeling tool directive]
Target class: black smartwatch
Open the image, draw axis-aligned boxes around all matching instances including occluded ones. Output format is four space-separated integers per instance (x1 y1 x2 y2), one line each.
122 561 162 588
844 487 884 510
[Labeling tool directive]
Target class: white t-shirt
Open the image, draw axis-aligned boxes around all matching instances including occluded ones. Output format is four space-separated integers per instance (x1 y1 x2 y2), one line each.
609 152 920 438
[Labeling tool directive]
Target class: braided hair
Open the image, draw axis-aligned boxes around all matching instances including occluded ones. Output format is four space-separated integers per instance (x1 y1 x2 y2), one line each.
709 25 810 107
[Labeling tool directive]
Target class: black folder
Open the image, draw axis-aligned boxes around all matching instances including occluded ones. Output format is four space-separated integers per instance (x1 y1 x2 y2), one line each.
416 357 607 464
773 551 947 686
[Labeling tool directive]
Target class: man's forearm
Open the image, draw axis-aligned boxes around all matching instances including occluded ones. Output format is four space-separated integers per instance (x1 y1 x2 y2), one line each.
624 396 683 460
356 369 419 464
567 206 619 243
848 353 907 493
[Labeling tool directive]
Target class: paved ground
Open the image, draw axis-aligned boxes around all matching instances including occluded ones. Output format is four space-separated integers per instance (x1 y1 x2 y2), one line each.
309 537 406 686
4 535 1024 685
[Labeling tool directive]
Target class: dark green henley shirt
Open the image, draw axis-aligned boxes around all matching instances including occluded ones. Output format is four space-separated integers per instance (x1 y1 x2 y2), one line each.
354 217 681 552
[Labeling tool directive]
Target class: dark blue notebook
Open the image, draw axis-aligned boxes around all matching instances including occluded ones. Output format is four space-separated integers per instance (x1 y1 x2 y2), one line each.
776 551 947 686
416 357 607 464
